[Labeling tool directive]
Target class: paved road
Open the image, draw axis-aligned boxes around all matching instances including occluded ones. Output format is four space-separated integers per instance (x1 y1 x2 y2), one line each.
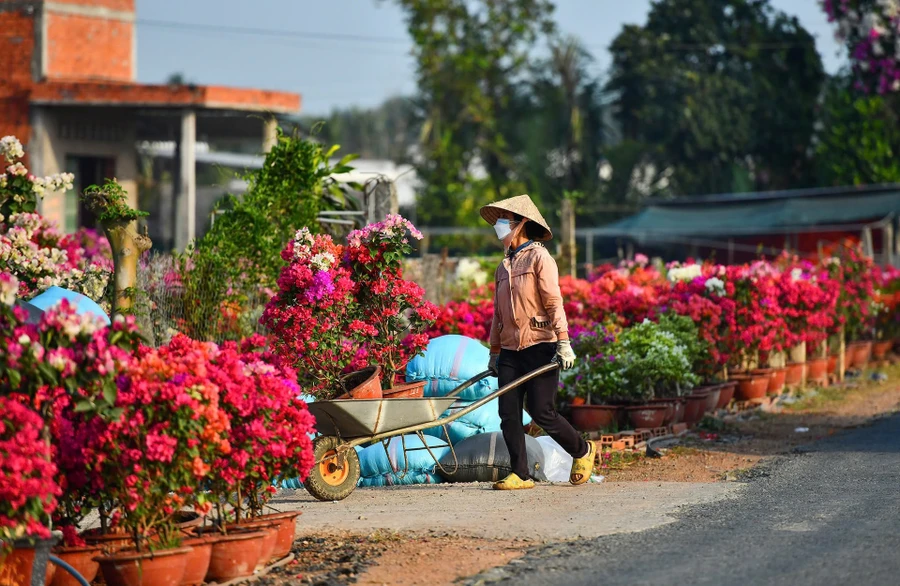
466 414 900 586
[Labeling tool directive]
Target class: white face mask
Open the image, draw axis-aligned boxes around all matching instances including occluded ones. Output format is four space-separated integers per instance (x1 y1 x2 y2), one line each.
494 219 516 240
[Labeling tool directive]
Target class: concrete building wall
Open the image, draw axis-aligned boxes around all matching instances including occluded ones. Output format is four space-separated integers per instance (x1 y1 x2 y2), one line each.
30 106 138 228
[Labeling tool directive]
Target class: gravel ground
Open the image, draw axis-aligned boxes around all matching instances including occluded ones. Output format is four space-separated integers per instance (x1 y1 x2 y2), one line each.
270 481 740 542
462 412 900 586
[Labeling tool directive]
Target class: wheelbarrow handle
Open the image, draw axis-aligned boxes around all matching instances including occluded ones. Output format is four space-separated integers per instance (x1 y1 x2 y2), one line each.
429 360 560 428
352 360 561 448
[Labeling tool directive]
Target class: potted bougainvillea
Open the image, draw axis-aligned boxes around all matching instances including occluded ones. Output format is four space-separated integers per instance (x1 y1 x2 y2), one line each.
0 397 61 586
263 215 437 400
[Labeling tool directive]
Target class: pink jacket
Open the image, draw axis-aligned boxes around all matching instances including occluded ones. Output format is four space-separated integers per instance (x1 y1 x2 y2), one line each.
489 242 569 352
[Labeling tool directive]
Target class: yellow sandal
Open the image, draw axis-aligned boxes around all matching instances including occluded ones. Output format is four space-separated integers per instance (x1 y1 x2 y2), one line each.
569 440 597 485
492 473 535 490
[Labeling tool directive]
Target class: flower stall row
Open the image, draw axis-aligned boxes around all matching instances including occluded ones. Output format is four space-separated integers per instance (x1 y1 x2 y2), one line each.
0 273 316 586
428 246 900 432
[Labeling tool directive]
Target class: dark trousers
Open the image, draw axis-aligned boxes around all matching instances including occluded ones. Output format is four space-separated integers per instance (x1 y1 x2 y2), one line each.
498 342 588 480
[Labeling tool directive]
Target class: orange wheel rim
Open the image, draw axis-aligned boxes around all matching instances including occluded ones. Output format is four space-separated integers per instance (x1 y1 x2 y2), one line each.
319 449 349 486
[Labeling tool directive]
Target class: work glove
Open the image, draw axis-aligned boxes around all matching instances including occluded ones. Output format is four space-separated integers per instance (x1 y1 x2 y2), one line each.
556 340 576 370
488 354 500 376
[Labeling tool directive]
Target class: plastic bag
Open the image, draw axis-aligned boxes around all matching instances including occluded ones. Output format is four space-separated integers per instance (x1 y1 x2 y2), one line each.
535 436 573 483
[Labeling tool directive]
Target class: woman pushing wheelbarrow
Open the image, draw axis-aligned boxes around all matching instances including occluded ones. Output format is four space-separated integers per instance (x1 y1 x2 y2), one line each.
481 194 596 490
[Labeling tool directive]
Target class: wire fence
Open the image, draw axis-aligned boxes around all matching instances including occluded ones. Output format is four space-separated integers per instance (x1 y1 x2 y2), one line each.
134 252 271 347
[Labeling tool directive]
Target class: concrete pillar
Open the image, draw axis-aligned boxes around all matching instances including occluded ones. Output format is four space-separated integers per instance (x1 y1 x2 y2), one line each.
585 232 594 272
861 226 874 259
365 177 398 224
884 224 894 267
560 198 576 277
175 109 196 250
263 115 278 153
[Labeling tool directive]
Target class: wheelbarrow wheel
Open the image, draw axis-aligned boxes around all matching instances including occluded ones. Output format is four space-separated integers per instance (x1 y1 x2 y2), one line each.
305 436 360 502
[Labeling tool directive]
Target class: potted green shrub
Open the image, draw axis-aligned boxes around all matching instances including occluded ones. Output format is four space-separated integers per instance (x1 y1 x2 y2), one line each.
563 324 625 432
615 319 700 428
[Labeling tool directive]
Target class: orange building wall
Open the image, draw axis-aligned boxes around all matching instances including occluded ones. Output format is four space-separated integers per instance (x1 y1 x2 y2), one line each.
45 13 133 81
0 7 36 148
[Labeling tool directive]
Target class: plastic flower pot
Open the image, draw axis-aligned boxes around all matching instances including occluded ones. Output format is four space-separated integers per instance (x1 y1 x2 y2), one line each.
682 393 707 426
179 537 214 586
625 405 667 429
767 368 787 396
94 546 192 586
336 366 383 400
204 531 265 583
50 545 103 586
250 512 301 562
873 340 893 359
382 380 426 399
732 375 769 400
568 405 618 432
716 382 737 409
784 363 805 387
1 538 57 586
807 357 829 383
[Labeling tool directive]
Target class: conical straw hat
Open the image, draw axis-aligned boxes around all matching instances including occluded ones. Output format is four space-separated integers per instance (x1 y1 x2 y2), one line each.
479 194 553 241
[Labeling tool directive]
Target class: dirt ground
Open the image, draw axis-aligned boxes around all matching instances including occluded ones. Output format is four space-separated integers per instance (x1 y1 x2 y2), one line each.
603 362 900 483
265 362 900 586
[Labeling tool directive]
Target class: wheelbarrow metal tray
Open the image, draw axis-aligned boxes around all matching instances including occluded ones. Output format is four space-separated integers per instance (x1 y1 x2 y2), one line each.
308 397 458 439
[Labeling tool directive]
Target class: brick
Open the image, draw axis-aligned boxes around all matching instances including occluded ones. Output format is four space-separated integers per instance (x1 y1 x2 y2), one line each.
671 423 688 435
46 13 134 81
610 440 626 451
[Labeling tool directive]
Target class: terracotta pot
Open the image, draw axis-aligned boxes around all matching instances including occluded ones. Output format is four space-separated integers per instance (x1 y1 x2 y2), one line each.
784 362 805 386
767 368 787 395
807 357 829 382
849 341 872 369
222 522 278 571
50 545 103 586
336 366 383 400
716 382 736 409
179 538 213 586
95 546 192 586
732 375 769 400
82 528 134 554
648 399 676 425
1 539 57 586
382 380 426 399
682 394 707 426
204 531 265 583
873 340 893 359
703 387 722 413
173 511 204 536
672 399 686 424
828 354 838 378
625 404 667 429
568 405 618 432
250 512 300 562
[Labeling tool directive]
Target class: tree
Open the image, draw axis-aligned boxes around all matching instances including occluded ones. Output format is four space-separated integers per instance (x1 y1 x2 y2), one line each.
606 0 824 196
390 0 556 226
815 73 900 186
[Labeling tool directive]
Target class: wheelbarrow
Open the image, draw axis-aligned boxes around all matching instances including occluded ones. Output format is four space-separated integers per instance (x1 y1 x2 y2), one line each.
303 361 560 501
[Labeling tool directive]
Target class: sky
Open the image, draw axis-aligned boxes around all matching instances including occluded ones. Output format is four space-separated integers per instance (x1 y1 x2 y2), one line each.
136 0 846 116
